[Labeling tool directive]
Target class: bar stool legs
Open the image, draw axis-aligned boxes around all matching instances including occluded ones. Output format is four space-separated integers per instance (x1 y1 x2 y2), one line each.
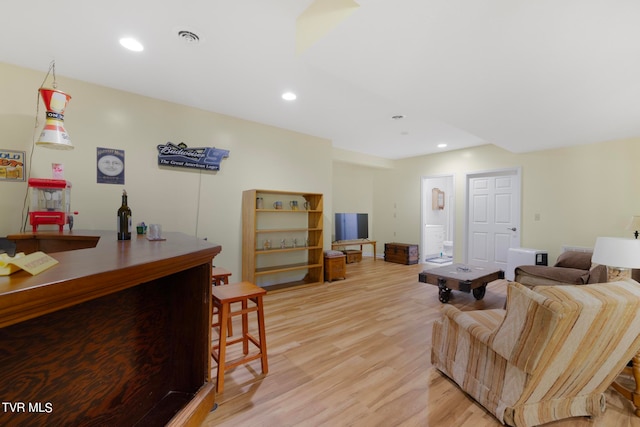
211 281 268 393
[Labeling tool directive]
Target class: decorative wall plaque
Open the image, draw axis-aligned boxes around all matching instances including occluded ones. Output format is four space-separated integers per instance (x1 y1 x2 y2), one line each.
0 149 25 182
157 142 229 172
97 147 125 185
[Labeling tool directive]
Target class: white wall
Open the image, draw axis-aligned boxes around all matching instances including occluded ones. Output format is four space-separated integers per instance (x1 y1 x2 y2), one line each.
0 62 333 279
331 161 375 239
370 142 640 263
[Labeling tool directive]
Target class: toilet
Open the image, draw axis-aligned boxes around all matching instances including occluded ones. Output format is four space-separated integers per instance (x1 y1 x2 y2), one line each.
443 240 453 258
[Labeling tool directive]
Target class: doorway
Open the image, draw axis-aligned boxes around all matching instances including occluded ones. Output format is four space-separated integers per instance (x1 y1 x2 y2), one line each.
421 175 455 264
465 168 521 271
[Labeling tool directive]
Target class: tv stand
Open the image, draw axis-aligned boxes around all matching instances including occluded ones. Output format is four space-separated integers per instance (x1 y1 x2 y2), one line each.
331 239 376 260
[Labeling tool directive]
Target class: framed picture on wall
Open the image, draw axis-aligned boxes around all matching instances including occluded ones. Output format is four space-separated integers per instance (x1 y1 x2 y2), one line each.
97 147 125 185
0 149 26 182
432 188 445 210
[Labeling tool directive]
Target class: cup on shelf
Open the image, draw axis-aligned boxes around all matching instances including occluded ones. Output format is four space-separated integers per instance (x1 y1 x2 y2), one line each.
303 201 310 210
290 200 299 210
273 201 283 210
256 197 264 209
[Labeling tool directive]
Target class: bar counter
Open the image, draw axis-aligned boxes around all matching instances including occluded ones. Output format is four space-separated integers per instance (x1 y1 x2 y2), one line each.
0 230 221 426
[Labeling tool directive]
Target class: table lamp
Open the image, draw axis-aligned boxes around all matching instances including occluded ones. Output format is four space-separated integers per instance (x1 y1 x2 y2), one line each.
592 237 640 282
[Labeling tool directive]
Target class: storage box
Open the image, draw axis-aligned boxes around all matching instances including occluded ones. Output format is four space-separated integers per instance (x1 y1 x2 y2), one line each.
324 254 346 282
343 249 362 263
384 243 419 265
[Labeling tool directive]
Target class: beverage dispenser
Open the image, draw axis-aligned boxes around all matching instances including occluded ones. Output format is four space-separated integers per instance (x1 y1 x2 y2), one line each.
28 178 77 231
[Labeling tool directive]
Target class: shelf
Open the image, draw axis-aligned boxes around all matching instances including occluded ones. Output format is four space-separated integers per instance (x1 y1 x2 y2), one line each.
256 245 321 254
256 228 320 234
257 209 321 213
255 262 322 276
243 189 324 289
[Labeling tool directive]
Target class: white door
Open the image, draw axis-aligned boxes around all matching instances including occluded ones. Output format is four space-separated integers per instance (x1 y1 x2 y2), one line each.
466 168 521 271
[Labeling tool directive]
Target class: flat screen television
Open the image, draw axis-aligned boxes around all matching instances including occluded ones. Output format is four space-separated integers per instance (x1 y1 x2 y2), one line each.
334 213 368 241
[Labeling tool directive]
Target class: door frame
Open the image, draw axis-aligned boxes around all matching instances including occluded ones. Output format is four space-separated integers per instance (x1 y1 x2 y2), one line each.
420 173 455 263
464 167 521 266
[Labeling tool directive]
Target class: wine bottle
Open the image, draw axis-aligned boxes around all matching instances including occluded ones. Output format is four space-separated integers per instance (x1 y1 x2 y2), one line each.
117 190 132 240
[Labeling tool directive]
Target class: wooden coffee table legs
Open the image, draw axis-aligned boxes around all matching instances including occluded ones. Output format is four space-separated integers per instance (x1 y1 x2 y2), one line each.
419 264 503 304
437 278 487 303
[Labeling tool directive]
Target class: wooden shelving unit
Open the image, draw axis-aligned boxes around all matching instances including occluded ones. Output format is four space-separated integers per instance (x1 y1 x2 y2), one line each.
242 189 323 290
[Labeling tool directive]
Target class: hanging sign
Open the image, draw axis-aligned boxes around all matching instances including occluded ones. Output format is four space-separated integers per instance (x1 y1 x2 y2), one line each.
157 142 229 171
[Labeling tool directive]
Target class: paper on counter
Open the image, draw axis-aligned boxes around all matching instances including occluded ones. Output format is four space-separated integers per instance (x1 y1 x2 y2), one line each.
0 251 59 275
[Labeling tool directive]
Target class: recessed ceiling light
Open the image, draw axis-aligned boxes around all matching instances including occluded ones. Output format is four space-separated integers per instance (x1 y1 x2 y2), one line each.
437 143 448 148
391 115 405 120
282 92 297 101
119 37 144 52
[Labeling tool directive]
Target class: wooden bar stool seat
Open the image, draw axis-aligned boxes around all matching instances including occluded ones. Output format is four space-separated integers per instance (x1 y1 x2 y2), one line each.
211 281 268 393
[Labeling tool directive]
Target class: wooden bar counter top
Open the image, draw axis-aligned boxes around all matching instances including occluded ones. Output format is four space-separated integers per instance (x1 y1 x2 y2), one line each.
0 230 221 426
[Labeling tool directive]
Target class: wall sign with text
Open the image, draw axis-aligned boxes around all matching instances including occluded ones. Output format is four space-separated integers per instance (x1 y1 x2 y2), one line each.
0 149 25 182
97 147 125 185
157 142 229 172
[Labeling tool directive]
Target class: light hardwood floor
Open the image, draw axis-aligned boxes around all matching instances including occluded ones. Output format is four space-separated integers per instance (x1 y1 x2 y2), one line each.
203 258 640 427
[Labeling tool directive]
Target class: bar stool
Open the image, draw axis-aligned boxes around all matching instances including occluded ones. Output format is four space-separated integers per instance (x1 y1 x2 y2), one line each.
211 266 233 334
211 266 232 286
211 281 268 393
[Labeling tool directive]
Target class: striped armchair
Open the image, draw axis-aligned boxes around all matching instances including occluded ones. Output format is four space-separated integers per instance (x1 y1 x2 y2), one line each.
431 279 640 426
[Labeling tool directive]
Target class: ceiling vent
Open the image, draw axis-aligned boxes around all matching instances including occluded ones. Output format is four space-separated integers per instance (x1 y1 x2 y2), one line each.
177 30 200 44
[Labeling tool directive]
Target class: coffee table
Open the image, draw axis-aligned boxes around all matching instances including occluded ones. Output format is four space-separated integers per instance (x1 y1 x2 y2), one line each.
418 263 504 303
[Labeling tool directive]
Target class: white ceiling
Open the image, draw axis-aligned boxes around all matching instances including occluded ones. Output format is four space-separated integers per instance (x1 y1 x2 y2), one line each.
2 0 639 159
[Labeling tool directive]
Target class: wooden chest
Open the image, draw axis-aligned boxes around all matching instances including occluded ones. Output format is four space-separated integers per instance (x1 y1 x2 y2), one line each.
384 243 419 265
343 249 362 263
324 254 346 282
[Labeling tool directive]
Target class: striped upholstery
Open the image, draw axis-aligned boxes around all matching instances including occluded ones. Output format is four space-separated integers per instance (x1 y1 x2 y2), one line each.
431 279 640 426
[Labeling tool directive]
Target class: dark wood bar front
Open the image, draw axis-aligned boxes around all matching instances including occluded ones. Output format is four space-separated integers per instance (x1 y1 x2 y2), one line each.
0 231 221 426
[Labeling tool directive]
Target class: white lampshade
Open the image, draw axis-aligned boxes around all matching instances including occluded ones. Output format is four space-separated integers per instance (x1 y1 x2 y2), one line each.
592 237 640 269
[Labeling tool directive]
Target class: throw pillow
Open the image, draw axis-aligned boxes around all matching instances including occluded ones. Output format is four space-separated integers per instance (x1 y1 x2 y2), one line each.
554 251 592 270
